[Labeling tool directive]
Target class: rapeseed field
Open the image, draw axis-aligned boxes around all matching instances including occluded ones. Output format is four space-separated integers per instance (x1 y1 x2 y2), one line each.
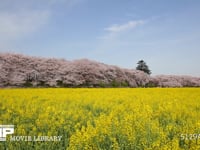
0 88 200 149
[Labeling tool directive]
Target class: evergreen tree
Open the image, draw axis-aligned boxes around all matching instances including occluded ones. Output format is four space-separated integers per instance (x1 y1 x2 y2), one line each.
136 60 151 75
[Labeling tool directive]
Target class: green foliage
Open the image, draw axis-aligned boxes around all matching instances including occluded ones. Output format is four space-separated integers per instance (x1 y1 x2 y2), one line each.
23 81 33 87
145 81 157 87
111 80 120 87
99 80 129 88
37 81 50 87
56 80 63 86
136 60 151 75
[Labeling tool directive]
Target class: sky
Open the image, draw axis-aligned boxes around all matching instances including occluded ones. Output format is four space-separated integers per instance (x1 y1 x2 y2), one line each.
0 0 200 76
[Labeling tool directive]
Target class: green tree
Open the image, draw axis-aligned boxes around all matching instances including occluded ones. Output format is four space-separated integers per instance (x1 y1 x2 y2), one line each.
136 60 151 75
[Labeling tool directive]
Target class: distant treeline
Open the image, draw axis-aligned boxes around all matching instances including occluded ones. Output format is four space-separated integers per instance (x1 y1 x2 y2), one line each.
0 53 200 88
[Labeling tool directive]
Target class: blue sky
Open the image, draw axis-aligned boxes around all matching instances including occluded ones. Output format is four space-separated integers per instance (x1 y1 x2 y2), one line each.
0 0 200 76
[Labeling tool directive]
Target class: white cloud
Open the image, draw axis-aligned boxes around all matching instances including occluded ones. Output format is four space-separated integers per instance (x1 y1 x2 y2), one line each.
0 11 50 40
99 20 146 40
0 0 84 50
105 20 145 33
0 0 84 40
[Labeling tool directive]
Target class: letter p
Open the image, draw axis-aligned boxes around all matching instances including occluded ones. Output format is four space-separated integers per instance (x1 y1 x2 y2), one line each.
0 125 14 141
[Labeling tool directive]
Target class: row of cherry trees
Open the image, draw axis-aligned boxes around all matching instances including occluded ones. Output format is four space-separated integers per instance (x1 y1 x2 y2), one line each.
0 53 200 87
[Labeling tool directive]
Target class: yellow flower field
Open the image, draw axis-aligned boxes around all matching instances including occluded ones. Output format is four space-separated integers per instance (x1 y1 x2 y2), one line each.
0 88 200 149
